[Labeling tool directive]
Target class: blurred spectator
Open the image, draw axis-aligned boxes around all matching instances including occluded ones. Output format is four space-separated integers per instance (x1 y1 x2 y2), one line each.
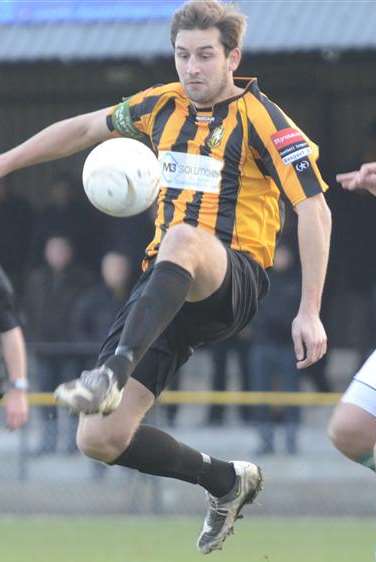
304 359 332 393
23 236 94 455
103 206 155 287
30 173 106 272
249 244 301 455
0 178 33 291
206 331 253 426
74 251 133 357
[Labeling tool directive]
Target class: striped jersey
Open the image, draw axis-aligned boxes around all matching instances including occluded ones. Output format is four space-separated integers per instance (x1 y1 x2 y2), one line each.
108 78 328 269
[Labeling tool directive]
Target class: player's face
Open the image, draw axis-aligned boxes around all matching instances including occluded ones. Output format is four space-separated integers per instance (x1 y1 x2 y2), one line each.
174 27 240 107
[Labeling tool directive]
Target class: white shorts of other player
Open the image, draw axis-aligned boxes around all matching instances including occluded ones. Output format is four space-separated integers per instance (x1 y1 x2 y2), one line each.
342 349 376 417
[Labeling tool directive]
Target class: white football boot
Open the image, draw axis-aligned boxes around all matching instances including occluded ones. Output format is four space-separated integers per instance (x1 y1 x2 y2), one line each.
54 365 123 415
197 461 263 554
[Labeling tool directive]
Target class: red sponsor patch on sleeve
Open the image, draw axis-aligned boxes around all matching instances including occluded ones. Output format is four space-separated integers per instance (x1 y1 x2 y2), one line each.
271 128 305 151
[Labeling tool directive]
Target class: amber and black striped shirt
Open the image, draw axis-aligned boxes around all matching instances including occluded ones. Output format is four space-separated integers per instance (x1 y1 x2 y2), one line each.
108 78 328 269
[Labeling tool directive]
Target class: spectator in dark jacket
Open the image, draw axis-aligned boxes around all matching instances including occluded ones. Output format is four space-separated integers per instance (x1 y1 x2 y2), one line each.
24 236 94 455
74 251 132 356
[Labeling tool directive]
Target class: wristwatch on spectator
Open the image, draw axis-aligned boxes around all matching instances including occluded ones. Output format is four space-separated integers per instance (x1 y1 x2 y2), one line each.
8 379 29 391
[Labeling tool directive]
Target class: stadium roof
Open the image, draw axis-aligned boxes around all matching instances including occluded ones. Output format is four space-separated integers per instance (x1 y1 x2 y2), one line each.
0 1 375 62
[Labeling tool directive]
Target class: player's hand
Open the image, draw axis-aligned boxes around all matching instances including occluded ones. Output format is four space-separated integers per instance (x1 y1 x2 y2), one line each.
337 162 376 195
4 389 29 430
291 312 327 369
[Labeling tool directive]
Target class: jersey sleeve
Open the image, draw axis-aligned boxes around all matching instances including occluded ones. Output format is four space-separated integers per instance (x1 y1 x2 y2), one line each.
0 267 19 332
247 86 328 206
107 86 162 143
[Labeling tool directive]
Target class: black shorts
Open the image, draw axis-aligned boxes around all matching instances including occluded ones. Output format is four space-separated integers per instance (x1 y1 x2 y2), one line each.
97 248 269 397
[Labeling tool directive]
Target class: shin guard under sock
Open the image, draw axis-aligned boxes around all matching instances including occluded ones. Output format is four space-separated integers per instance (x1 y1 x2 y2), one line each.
112 425 236 497
105 261 192 388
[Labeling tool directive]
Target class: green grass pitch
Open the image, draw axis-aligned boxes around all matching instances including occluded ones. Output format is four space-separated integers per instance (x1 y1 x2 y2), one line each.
0 517 374 562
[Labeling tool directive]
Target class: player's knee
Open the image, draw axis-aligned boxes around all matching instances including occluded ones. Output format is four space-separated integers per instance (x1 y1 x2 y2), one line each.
161 224 199 256
328 413 362 459
328 413 348 450
77 424 134 463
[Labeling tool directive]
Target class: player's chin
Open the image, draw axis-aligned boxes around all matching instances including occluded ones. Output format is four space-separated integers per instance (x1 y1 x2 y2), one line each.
185 85 208 103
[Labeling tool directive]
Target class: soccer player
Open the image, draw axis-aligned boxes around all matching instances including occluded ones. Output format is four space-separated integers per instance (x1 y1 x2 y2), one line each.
0 1 331 553
0 266 29 430
329 161 376 472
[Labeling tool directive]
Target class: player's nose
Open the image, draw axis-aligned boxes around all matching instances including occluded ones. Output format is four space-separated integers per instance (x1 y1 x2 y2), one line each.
186 56 200 75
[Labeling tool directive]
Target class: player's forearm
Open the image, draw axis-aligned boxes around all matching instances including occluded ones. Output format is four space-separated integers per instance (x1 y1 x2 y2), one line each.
0 327 27 383
0 109 111 177
296 195 332 315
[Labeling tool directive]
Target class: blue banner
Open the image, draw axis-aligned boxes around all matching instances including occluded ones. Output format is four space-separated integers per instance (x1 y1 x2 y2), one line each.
0 1 183 23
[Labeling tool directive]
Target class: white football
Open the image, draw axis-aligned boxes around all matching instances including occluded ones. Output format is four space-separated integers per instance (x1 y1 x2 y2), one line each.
82 138 160 217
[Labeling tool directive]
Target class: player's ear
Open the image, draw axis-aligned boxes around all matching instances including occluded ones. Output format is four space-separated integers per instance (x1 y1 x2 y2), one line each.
228 48 241 72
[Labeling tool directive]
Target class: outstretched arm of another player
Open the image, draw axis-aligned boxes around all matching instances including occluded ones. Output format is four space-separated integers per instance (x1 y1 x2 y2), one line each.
1 327 28 430
292 193 332 369
0 107 116 178
337 162 376 196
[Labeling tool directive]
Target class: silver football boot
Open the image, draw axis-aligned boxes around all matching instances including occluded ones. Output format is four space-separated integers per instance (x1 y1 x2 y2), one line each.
54 365 123 415
197 461 263 555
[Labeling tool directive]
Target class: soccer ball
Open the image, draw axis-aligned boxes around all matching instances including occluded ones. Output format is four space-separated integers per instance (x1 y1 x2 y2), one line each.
82 138 160 217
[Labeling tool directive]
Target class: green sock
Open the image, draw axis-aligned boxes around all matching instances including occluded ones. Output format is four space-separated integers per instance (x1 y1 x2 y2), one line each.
357 453 376 471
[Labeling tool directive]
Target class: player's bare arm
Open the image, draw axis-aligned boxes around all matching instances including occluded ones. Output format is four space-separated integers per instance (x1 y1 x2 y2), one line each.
1 327 28 430
292 193 331 369
336 161 376 195
0 107 116 178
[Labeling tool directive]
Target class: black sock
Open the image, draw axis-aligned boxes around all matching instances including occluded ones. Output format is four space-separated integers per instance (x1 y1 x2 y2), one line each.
105 261 192 388
112 425 236 497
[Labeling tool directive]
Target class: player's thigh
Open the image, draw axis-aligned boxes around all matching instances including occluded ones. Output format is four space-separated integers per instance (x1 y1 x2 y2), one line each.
158 224 228 302
187 228 228 302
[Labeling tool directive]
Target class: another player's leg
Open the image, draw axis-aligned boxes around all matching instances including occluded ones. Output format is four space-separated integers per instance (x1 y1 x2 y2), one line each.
328 401 376 471
55 224 226 415
328 352 376 472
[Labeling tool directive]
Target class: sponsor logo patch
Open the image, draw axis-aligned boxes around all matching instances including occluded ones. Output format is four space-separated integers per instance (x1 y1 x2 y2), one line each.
271 127 311 165
159 151 223 193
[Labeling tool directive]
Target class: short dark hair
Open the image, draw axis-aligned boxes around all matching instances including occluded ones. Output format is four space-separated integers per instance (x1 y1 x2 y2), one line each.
170 0 247 57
